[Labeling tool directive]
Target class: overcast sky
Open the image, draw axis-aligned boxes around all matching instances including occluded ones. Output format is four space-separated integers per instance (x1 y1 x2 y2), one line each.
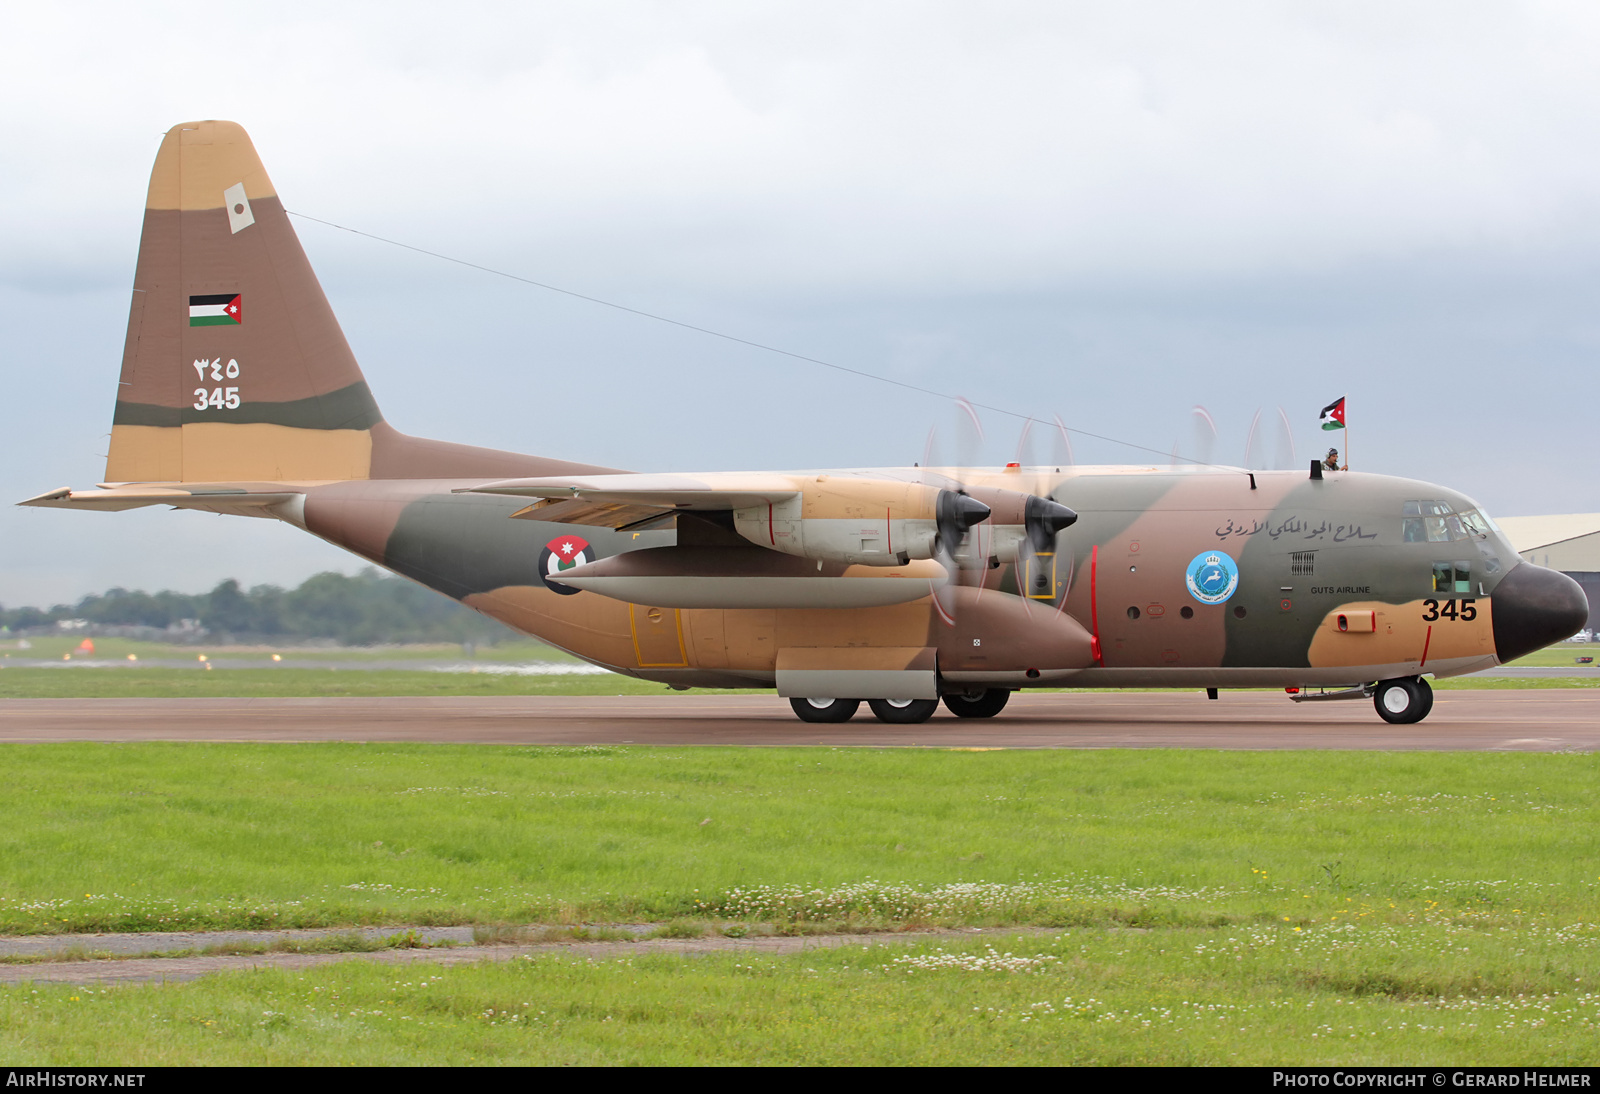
4 1 1599 607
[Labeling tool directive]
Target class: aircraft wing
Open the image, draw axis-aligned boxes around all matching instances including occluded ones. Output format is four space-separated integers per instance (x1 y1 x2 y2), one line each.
19 485 303 517
463 473 800 511
506 497 679 530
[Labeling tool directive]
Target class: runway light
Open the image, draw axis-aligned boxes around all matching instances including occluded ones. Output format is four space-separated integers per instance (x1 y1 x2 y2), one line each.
127 654 137 661
197 654 207 662
271 654 282 662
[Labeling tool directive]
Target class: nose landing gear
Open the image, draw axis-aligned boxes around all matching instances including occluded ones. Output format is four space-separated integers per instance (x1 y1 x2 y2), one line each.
1373 676 1434 725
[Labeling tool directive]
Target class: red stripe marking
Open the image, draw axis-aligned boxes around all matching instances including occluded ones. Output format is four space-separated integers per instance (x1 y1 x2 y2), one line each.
1090 544 1103 665
885 506 892 555
768 502 775 545
1419 624 1433 669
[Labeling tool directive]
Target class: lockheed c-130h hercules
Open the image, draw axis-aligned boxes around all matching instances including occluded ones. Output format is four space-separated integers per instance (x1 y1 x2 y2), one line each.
22 121 1590 726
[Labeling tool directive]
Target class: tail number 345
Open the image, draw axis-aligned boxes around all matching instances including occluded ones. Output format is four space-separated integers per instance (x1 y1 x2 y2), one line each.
192 358 242 410
1422 598 1476 621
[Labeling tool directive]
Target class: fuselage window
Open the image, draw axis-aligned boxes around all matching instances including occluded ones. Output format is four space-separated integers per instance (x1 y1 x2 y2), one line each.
1433 560 1472 594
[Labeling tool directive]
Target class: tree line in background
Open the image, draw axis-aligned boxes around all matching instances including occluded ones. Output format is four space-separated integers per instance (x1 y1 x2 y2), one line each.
0 569 516 646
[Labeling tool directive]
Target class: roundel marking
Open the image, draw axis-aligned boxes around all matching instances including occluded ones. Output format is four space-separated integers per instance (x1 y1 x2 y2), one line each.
1185 549 1240 605
538 534 592 596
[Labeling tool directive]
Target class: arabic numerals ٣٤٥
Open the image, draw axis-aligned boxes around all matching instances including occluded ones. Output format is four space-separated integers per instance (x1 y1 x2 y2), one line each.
191 357 242 411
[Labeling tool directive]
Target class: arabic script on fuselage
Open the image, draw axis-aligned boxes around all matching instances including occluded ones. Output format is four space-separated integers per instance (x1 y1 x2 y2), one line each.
1212 516 1378 544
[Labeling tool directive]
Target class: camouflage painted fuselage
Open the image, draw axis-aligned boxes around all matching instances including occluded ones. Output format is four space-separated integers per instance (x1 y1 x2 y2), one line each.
287 462 1528 690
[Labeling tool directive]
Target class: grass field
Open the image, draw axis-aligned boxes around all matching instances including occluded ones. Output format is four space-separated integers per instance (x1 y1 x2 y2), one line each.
7 927 1599 1065
4 744 1596 933
0 641 1595 1064
0 667 703 698
0 635 580 663
0 744 1595 1064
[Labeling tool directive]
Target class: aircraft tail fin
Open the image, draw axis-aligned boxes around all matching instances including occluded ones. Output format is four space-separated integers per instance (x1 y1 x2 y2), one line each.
108 120 381 484
104 121 614 487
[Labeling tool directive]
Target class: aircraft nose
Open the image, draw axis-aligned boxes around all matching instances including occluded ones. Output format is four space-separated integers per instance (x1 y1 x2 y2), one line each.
1492 563 1590 664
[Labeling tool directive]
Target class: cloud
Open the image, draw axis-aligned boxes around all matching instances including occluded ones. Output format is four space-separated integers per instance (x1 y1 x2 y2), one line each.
9 1 1600 292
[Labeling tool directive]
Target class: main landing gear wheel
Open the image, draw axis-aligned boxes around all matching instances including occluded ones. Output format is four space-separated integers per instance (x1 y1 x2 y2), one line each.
1373 676 1434 725
789 697 861 723
867 698 940 724
941 689 1012 719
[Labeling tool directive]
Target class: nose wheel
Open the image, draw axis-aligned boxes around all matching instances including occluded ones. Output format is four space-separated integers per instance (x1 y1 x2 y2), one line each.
1373 677 1433 724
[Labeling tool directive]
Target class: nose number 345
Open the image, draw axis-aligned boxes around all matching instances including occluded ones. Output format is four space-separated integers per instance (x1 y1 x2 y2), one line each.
1422 598 1477 621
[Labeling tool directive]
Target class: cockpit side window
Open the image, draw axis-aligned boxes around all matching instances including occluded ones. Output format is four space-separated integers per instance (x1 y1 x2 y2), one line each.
1433 560 1472 593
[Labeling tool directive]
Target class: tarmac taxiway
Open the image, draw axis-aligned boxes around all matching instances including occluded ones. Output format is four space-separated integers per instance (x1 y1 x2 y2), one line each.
1 690 1595 750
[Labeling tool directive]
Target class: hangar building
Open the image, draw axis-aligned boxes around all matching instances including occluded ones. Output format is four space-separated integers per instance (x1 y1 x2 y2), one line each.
1495 513 1600 631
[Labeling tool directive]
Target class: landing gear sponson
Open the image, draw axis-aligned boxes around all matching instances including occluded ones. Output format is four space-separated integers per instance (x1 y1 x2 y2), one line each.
789 689 1012 724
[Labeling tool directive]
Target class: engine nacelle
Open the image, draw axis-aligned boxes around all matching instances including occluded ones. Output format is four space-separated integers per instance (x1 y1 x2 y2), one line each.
733 478 940 566
731 476 1076 569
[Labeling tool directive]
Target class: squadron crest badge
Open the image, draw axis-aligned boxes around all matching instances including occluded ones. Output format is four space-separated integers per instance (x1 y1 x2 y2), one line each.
1185 550 1240 605
539 534 592 596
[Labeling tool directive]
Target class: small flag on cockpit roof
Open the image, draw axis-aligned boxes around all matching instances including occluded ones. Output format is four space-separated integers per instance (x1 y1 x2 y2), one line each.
1319 396 1346 431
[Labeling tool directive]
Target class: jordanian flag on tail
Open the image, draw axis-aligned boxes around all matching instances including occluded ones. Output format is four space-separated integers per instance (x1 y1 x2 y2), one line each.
1319 396 1346 431
189 293 242 327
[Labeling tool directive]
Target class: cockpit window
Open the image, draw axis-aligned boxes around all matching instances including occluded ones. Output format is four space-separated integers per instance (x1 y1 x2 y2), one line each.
1404 501 1495 544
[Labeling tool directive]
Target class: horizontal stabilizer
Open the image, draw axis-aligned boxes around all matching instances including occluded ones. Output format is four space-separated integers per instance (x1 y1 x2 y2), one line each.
19 484 302 518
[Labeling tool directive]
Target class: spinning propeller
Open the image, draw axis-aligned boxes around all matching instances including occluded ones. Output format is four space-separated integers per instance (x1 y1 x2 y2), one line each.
920 403 1078 623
